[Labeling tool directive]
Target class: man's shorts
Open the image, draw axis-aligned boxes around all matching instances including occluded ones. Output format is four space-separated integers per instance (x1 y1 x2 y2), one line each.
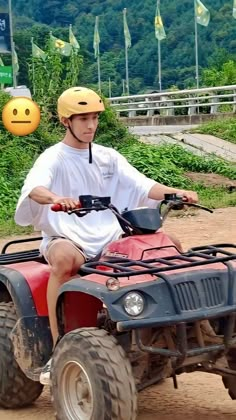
43 237 89 264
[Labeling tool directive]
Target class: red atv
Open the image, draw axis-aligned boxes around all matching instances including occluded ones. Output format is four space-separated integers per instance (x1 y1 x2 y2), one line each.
1 194 236 420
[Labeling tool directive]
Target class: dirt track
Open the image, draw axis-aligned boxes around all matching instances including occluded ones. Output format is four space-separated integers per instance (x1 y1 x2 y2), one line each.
0 207 236 420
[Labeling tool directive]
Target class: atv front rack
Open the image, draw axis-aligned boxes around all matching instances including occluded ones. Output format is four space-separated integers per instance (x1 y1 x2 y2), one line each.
82 243 236 278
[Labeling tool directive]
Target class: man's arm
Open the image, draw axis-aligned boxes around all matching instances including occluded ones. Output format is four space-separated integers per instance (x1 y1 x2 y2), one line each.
148 182 198 203
29 186 80 209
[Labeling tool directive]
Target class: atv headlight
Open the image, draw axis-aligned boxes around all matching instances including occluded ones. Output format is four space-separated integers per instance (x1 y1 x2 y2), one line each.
123 292 144 316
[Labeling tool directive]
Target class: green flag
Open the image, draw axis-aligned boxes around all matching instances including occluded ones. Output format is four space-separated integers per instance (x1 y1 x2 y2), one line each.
93 16 100 59
233 0 236 19
12 46 19 74
31 38 47 60
154 3 166 41
69 24 80 50
123 8 131 49
50 32 72 56
195 0 210 26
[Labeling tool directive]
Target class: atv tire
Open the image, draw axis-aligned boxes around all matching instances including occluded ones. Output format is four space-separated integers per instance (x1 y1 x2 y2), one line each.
0 302 44 408
222 348 236 399
51 327 137 420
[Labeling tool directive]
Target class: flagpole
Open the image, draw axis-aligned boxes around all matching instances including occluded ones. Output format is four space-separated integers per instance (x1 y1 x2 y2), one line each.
123 8 130 96
195 14 199 89
97 45 101 92
8 0 16 87
31 38 36 96
156 0 163 92
108 77 112 98
158 39 162 92
94 16 101 92
122 79 125 95
125 44 129 95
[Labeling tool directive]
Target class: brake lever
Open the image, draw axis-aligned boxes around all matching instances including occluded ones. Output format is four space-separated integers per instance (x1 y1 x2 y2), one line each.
68 205 108 217
183 202 213 213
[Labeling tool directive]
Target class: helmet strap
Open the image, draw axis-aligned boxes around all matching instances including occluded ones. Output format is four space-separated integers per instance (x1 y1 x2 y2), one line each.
67 120 93 164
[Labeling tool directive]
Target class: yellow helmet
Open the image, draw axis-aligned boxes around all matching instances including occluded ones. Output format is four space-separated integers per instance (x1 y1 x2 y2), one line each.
57 87 105 121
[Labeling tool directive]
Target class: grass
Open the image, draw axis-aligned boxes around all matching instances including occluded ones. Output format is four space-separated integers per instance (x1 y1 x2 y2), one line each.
197 187 236 209
192 117 236 144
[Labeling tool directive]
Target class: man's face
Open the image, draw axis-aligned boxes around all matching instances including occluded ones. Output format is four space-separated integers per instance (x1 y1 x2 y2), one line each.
70 112 99 143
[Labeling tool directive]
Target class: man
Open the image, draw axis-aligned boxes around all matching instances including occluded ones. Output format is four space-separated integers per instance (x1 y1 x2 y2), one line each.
15 86 198 385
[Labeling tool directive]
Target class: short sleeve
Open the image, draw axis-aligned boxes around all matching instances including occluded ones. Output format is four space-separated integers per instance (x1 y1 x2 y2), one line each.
14 151 55 226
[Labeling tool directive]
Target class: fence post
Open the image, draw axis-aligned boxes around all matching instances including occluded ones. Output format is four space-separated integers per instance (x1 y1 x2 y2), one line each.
128 99 136 117
210 95 219 114
160 95 175 116
145 97 155 116
233 90 236 113
188 98 197 115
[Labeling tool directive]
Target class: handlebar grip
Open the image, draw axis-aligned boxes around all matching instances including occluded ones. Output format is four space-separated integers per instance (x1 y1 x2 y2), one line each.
51 202 82 212
51 204 62 212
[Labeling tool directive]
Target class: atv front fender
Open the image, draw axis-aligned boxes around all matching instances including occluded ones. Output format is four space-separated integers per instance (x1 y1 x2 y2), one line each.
0 266 52 379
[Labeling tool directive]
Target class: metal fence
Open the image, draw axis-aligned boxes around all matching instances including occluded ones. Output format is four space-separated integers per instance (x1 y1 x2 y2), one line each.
108 85 236 118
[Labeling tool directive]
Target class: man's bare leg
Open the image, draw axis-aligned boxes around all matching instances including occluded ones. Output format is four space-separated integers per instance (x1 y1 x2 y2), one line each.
166 232 184 252
40 241 85 385
46 241 85 347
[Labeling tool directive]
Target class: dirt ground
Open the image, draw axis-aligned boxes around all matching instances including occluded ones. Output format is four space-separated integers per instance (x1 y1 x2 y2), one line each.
1 207 236 420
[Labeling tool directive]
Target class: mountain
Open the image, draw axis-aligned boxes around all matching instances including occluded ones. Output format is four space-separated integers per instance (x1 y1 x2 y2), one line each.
8 0 236 94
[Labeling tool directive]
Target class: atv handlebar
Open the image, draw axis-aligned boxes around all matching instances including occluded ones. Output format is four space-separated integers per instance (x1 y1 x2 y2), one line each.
50 194 213 236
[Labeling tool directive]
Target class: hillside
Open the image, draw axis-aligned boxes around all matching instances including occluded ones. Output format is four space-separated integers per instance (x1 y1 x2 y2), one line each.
5 0 236 94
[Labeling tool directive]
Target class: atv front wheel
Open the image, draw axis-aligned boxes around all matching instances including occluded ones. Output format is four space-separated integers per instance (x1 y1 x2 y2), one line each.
223 348 236 399
0 302 44 408
51 328 137 420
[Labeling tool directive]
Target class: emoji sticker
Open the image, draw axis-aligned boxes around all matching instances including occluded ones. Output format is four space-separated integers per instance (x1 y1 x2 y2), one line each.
2 97 41 136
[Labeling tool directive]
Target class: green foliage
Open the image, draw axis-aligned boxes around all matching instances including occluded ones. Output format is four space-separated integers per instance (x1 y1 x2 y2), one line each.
28 44 83 120
108 140 236 186
96 102 135 147
193 117 236 144
0 89 63 221
202 60 236 87
9 0 236 94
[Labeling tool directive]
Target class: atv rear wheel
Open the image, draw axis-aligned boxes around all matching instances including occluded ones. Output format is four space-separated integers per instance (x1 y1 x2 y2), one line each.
0 302 44 408
51 328 137 420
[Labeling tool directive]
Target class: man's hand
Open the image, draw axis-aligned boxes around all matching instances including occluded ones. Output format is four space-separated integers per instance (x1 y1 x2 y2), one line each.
177 190 198 203
148 183 198 203
29 187 80 210
52 196 80 211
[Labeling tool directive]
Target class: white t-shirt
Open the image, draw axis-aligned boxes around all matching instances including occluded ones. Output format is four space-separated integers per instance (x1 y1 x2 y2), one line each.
15 142 157 258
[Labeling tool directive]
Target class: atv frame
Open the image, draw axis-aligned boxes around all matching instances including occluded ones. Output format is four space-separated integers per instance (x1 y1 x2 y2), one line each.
1 194 236 419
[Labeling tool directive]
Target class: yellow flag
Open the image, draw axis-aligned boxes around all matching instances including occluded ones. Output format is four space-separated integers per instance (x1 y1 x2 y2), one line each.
50 32 72 56
69 24 80 50
195 0 210 26
154 3 166 41
123 8 131 49
93 16 100 58
12 46 19 74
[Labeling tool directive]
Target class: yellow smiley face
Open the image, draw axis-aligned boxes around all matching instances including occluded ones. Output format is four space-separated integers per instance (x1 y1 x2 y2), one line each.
2 97 41 136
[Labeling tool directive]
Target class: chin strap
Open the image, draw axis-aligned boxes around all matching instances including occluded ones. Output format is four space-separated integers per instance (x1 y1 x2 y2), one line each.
89 143 92 164
68 124 93 164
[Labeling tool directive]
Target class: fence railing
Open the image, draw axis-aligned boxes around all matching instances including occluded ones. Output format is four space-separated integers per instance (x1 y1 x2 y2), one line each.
108 85 236 117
